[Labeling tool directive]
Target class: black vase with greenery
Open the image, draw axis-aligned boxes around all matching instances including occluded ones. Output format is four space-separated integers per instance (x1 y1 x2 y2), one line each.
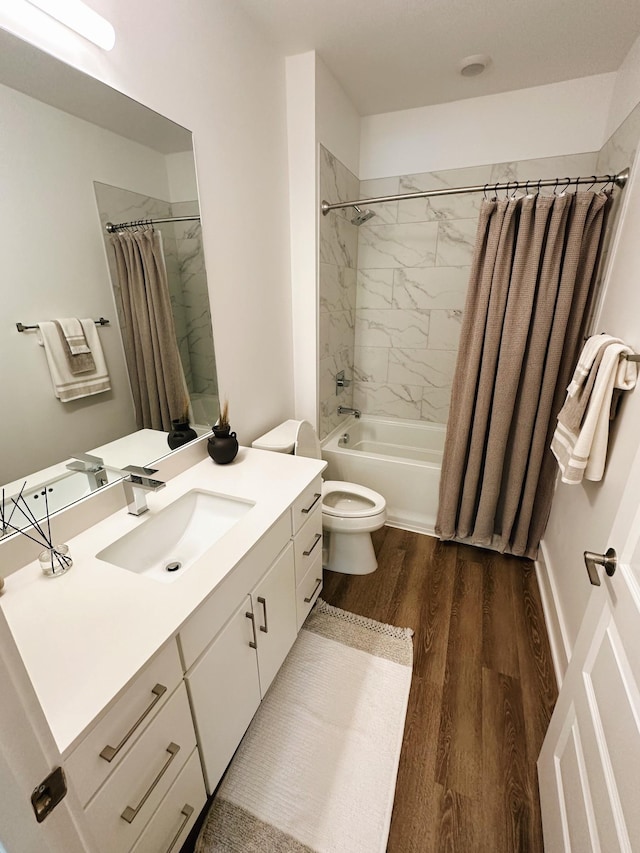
207 399 239 464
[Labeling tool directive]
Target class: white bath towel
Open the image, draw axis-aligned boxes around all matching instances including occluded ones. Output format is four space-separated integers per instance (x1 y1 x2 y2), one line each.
37 319 111 402
551 339 637 484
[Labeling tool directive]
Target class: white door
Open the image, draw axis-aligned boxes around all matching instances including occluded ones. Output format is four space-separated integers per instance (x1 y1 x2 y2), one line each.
538 440 640 851
0 612 90 853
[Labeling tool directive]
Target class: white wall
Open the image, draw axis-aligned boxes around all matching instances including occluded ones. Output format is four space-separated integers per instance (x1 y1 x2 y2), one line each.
359 74 616 179
0 0 294 445
605 33 640 141
539 33 640 675
286 50 361 428
286 51 318 424
0 80 178 482
165 151 198 203
315 55 361 177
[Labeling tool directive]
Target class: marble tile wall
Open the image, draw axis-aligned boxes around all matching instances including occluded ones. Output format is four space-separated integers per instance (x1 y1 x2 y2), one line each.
319 145 360 438
172 199 218 406
94 184 217 424
353 152 600 423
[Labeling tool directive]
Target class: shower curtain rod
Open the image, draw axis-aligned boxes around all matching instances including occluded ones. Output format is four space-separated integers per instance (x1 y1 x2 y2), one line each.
105 215 200 233
320 168 630 215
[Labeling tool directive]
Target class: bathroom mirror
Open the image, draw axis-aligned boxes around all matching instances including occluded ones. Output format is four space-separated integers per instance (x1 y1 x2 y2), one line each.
0 28 219 532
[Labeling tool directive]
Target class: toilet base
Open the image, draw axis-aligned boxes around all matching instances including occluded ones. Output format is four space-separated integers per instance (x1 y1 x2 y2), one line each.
325 530 378 575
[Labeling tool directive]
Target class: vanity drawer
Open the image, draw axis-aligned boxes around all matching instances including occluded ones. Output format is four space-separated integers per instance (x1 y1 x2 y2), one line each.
85 683 196 853
66 640 183 806
293 504 322 586
291 476 323 534
178 511 291 671
130 748 205 853
296 555 323 630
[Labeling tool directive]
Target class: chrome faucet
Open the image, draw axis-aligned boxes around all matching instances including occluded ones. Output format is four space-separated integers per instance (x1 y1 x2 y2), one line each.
121 465 166 516
337 405 361 419
66 452 108 489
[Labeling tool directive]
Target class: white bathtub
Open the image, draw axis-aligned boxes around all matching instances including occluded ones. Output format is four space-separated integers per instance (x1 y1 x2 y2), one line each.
322 415 445 535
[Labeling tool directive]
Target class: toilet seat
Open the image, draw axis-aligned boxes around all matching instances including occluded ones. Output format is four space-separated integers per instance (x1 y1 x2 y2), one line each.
322 480 386 518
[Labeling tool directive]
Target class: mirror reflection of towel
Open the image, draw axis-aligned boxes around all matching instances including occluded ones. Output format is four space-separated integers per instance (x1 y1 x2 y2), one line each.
54 319 96 374
36 320 111 401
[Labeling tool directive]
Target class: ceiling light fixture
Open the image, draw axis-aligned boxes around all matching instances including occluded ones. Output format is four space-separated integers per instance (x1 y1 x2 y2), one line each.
459 54 490 77
25 0 116 50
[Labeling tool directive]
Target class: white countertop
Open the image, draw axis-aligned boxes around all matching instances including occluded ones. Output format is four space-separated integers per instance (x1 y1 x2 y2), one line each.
0 447 325 755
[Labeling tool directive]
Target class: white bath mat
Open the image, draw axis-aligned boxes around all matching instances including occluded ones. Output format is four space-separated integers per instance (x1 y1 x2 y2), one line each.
195 599 413 853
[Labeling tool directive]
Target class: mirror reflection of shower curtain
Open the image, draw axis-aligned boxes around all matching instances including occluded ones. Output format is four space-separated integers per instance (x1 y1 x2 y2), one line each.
110 228 187 431
436 191 612 559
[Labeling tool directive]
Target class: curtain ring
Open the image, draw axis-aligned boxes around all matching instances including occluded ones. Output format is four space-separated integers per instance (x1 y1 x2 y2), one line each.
553 177 559 195
494 180 500 199
510 181 519 199
560 177 571 196
586 175 597 192
483 183 488 200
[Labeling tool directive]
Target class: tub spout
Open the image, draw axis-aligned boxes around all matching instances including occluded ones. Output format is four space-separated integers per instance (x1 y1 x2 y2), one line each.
338 406 361 419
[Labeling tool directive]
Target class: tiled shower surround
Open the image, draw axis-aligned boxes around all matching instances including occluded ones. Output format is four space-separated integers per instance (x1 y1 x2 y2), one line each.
318 104 640 437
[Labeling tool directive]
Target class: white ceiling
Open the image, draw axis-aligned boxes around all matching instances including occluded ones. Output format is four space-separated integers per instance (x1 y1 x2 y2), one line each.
237 0 640 116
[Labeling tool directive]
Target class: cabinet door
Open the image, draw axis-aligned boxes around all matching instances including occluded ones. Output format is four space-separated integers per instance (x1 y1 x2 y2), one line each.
252 542 297 696
185 595 261 794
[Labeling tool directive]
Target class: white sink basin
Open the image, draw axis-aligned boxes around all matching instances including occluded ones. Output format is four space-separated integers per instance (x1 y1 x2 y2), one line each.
96 490 255 583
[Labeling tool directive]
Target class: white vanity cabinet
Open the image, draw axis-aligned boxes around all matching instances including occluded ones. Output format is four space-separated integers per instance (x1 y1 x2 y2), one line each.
184 541 297 793
65 643 205 853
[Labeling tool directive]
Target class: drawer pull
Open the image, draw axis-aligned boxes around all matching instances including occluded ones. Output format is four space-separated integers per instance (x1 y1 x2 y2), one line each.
304 578 322 603
121 742 180 823
257 596 269 634
246 611 258 649
301 492 321 514
165 803 194 853
99 683 167 762
303 533 322 557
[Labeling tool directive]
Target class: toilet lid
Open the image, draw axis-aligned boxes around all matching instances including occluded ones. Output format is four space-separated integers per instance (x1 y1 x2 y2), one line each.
294 420 322 460
322 480 386 518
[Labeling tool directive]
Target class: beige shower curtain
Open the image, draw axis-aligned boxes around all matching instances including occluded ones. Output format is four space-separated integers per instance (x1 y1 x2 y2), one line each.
435 191 612 559
110 228 186 431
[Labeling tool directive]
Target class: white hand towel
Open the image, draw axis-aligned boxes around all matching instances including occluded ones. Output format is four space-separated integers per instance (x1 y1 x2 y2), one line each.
551 340 637 484
37 319 111 402
56 317 92 354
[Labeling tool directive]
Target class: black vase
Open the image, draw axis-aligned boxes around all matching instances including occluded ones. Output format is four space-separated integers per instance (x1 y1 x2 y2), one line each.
207 424 239 464
167 418 198 449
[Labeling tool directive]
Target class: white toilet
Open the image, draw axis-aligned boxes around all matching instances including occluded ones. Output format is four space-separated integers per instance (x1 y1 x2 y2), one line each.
252 419 387 575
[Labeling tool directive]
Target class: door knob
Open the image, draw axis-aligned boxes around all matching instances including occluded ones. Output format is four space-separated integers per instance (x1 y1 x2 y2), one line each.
583 548 617 586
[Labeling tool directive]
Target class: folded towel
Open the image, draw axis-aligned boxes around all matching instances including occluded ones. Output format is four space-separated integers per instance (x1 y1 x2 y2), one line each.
556 334 619 433
37 319 111 402
551 338 637 484
56 317 92 355
54 320 96 374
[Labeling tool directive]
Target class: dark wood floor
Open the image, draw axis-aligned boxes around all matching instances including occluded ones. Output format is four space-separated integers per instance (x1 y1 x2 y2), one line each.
322 526 558 853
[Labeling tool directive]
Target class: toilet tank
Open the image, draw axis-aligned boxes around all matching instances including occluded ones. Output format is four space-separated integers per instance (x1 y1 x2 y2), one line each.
252 420 321 460
251 420 300 454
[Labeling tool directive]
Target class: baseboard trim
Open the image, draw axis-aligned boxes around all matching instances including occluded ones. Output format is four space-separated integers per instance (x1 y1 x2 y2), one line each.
535 540 571 688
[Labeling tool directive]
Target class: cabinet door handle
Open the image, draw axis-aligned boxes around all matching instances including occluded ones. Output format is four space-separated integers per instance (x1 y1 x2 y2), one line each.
99 683 167 762
301 492 321 514
121 742 180 823
257 596 268 633
303 533 322 557
304 578 322 603
165 803 194 853
246 611 258 649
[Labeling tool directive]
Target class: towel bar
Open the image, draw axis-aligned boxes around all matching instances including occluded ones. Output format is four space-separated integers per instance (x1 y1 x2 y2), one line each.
16 317 110 333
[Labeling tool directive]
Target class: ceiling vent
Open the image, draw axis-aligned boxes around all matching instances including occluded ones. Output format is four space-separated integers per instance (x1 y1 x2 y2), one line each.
459 54 491 77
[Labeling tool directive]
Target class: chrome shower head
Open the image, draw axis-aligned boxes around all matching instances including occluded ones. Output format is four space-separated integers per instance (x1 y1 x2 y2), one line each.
350 205 375 226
